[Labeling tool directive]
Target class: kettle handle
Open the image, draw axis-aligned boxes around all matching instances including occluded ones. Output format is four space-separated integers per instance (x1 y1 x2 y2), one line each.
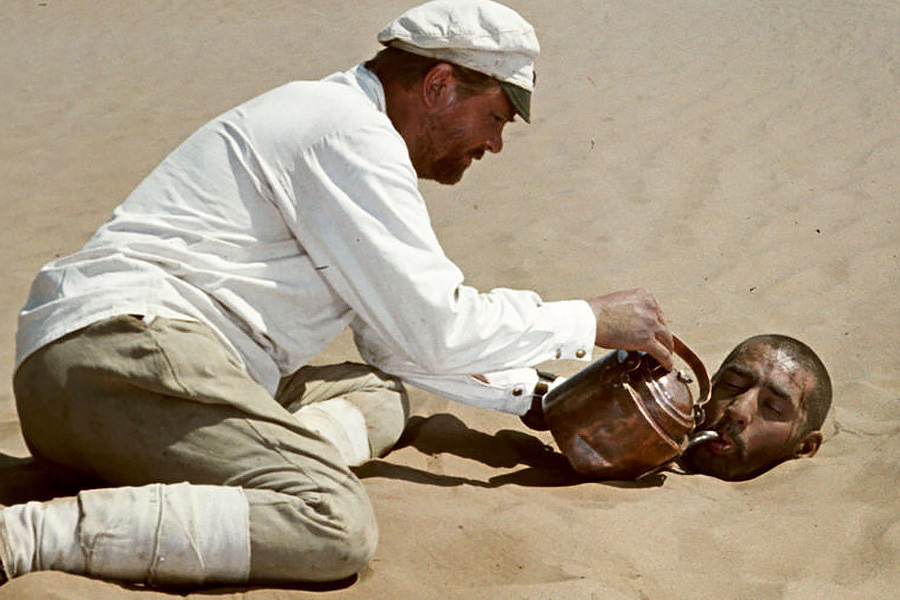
672 335 711 420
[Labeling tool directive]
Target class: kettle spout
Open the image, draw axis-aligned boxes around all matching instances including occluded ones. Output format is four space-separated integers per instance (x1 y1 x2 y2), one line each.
686 430 721 449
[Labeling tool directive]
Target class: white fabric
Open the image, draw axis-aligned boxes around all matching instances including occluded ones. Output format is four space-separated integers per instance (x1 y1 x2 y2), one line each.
293 399 372 467
15 64 594 416
378 0 539 92
79 483 250 585
0 497 84 577
0 483 250 585
352 301 594 413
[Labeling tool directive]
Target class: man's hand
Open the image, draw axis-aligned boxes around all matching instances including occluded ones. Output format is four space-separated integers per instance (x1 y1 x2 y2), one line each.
587 288 674 370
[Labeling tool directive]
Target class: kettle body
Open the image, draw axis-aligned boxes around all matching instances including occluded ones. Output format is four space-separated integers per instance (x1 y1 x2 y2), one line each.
543 336 710 480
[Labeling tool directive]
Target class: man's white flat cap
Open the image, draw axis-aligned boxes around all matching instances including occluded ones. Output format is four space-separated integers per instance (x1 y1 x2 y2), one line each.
377 0 540 122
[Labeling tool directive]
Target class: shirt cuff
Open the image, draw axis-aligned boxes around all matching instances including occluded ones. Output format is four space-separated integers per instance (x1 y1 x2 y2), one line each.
539 299 595 362
396 368 569 415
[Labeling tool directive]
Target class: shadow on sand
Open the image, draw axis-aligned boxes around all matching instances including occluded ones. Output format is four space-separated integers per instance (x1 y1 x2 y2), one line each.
353 413 667 489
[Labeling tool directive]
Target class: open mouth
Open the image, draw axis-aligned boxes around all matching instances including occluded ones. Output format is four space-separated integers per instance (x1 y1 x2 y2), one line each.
707 431 735 454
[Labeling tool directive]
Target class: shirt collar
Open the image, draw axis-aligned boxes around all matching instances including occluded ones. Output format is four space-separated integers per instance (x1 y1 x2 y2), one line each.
336 63 387 113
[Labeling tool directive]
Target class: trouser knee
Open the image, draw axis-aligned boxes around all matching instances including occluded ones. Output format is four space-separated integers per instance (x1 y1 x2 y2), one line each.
279 362 411 460
351 369 409 457
326 496 379 579
248 483 379 582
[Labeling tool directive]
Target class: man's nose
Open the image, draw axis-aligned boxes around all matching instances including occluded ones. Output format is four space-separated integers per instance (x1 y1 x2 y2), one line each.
724 390 757 429
485 131 503 154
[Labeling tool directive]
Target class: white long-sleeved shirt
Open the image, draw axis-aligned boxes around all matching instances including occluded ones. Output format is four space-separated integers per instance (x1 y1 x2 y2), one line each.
16 65 595 414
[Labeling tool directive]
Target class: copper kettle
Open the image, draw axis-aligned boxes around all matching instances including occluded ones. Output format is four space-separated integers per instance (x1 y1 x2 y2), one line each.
543 336 713 480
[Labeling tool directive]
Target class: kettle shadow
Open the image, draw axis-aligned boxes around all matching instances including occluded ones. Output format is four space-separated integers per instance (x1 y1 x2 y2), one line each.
353 414 667 489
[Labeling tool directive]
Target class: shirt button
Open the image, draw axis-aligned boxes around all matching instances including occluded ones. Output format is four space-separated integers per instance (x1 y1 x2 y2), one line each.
575 349 586 358
555 350 562 359
512 386 524 397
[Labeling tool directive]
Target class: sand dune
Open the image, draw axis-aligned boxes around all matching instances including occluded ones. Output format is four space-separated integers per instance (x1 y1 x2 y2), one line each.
1 1 897 598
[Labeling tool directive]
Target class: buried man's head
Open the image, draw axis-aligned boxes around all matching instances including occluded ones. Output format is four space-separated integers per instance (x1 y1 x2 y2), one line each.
680 334 832 481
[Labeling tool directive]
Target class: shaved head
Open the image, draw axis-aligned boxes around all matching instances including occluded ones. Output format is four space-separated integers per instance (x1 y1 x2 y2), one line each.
722 334 832 434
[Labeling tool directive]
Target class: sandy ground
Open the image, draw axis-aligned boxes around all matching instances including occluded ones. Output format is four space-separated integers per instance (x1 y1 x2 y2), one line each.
0 1 897 598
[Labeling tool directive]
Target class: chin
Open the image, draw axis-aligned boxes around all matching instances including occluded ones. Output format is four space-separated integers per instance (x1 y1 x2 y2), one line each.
433 171 465 185
419 165 465 185
681 448 738 480
426 156 472 185
682 451 777 481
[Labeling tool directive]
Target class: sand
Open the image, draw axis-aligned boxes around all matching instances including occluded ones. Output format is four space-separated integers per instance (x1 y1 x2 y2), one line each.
1 1 897 598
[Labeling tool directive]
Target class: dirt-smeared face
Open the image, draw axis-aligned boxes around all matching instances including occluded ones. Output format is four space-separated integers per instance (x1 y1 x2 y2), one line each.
681 342 816 480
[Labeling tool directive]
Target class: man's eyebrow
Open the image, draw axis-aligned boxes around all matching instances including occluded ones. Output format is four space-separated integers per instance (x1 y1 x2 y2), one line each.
720 364 754 379
764 382 794 403
723 364 793 401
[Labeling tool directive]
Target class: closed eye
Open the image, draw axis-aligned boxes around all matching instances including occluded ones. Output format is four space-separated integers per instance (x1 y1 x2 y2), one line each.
717 380 748 394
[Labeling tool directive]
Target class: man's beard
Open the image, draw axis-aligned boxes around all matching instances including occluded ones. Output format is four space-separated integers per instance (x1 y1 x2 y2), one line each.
680 419 747 477
413 116 479 185
428 153 471 185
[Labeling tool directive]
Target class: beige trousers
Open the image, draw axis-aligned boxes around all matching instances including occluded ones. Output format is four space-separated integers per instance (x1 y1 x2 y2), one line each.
12 315 409 584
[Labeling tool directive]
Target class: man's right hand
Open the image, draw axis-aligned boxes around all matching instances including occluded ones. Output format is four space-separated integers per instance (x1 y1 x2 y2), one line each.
587 288 674 370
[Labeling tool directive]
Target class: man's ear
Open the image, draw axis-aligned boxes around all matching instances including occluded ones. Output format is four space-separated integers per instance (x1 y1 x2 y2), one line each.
793 430 823 459
421 63 457 111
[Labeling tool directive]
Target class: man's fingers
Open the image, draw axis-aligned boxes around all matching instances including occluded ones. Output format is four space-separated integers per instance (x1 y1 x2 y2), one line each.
647 339 675 371
657 309 670 330
588 289 675 368
649 298 674 368
655 326 674 354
